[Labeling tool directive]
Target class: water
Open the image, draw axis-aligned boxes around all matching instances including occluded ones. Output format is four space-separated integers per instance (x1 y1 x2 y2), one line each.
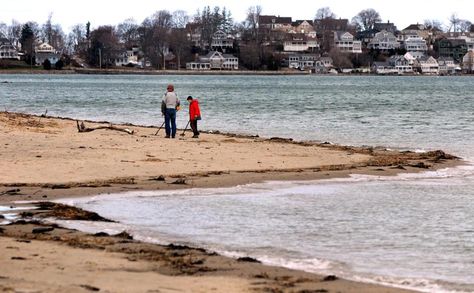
2 74 474 292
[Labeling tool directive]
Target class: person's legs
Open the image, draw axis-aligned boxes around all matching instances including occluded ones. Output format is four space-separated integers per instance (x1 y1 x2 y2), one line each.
169 109 177 138
190 120 199 137
164 110 171 138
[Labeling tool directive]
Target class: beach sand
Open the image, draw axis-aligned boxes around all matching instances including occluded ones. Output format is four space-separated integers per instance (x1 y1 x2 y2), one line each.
0 111 460 292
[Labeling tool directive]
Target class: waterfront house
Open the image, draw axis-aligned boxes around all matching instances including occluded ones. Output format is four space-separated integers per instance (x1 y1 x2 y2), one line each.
334 31 362 53
388 55 413 74
368 30 400 50
438 57 460 75
404 36 428 52
371 61 397 75
0 38 20 60
35 43 60 66
287 53 319 69
413 56 439 74
404 52 425 65
314 56 333 73
186 51 238 70
283 33 318 52
462 50 474 73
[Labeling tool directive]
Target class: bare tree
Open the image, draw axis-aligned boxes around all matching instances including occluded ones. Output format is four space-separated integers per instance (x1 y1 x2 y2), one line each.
314 7 336 20
351 9 381 32
448 13 461 32
8 20 22 46
459 20 472 32
172 10 190 29
42 13 53 44
117 18 139 48
244 5 262 41
424 19 445 31
87 26 120 67
0 22 7 38
329 48 353 69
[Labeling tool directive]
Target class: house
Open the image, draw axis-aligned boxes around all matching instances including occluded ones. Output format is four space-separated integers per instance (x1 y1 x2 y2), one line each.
368 30 400 50
0 37 19 60
186 51 238 70
259 15 293 32
211 30 234 50
374 21 398 34
445 32 474 51
404 36 428 52
334 31 362 53
286 54 319 69
413 56 439 74
371 61 397 74
437 38 468 62
388 55 413 74
283 33 318 52
438 57 460 75
462 50 474 73
35 43 60 66
186 23 202 47
404 52 425 65
292 20 316 37
314 56 333 73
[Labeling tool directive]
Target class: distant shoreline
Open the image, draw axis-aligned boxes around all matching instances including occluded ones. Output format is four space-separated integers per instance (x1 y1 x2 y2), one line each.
1 68 472 76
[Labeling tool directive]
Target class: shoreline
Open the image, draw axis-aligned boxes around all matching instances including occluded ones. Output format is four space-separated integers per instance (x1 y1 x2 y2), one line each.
0 111 462 292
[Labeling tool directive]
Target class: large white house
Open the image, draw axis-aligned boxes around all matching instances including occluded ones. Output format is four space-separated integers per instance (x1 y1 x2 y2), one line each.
404 36 428 52
35 43 60 66
438 57 459 75
186 51 238 70
414 56 439 74
283 33 318 52
211 30 234 50
287 54 319 69
368 30 400 50
334 31 362 53
0 38 19 60
388 55 413 74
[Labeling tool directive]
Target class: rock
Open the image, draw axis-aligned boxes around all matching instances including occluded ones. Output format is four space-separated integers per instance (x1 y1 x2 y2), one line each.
11 256 26 260
171 178 186 185
411 162 431 169
0 189 21 196
149 175 166 181
93 232 110 237
79 284 100 291
237 256 261 263
322 275 338 281
113 231 133 240
0 214 4 219
32 227 55 234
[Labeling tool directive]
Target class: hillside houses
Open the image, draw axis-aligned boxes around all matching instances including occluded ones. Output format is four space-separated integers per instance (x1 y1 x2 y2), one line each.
0 38 19 60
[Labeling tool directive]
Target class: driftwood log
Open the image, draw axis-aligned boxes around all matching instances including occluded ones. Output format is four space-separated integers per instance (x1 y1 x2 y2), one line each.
76 120 134 135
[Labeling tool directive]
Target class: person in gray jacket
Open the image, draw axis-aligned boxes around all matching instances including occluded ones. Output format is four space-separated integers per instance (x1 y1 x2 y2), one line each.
161 84 180 138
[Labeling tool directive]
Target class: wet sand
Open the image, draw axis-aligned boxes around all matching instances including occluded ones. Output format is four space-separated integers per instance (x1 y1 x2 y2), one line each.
0 111 461 292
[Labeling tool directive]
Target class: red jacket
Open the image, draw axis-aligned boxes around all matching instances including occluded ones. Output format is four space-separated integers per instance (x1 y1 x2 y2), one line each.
189 99 201 121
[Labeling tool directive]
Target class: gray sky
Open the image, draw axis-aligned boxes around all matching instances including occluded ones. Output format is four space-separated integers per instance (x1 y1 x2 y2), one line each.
1 0 473 32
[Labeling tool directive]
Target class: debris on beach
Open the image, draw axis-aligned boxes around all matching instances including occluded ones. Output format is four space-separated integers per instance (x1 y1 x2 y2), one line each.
76 120 134 135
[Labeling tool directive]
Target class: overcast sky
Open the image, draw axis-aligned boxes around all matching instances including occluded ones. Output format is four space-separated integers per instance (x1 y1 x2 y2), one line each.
1 0 473 32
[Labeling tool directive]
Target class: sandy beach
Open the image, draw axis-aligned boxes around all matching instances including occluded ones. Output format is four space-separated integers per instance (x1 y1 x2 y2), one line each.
0 111 460 292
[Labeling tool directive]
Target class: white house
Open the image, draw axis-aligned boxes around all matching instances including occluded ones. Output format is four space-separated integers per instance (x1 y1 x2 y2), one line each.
314 56 333 73
404 36 428 52
404 51 425 65
287 54 319 69
186 51 238 70
463 50 474 73
368 30 400 50
283 33 318 52
334 31 362 53
371 61 397 74
388 55 413 74
438 57 459 75
0 38 19 60
414 56 439 74
211 30 234 50
35 43 60 66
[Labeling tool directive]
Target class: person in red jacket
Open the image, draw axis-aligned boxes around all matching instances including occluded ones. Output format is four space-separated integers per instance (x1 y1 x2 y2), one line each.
187 96 201 138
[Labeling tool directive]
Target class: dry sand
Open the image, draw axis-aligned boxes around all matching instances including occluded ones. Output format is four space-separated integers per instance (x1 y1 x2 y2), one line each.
0 111 460 292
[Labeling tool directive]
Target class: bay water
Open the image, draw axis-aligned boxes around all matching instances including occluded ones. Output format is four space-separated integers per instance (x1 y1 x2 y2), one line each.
2 74 473 292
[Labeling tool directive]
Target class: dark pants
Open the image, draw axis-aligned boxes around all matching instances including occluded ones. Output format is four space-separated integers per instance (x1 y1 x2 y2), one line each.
165 108 177 137
190 119 199 136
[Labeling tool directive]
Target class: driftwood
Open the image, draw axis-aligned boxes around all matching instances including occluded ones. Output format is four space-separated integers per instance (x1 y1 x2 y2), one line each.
76 120 134 135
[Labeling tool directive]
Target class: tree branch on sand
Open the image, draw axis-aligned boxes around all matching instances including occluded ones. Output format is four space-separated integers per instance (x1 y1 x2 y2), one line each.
76 120 134 135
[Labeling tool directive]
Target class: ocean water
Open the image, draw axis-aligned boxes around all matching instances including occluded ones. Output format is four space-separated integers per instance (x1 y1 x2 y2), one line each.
2 74 474 292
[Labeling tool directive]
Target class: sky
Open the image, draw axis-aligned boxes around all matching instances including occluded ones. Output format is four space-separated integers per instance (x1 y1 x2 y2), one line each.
1 0 473 32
